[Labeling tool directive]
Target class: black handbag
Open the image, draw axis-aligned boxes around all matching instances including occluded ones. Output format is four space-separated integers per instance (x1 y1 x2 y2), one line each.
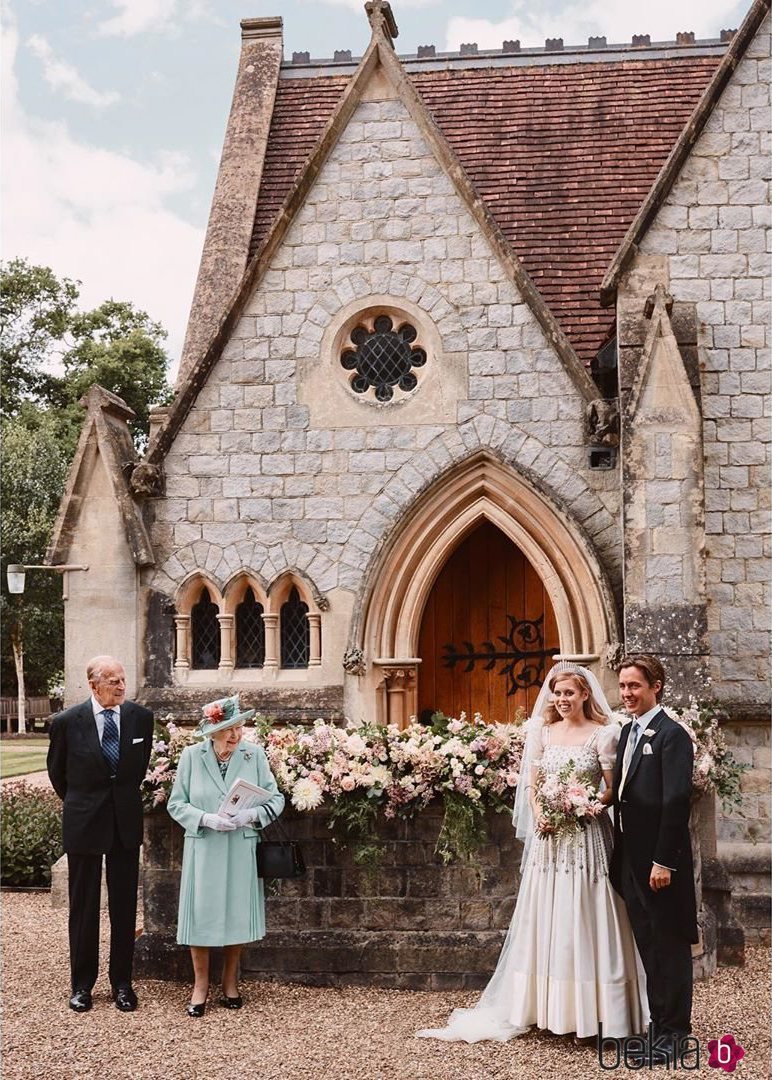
256 804 306 879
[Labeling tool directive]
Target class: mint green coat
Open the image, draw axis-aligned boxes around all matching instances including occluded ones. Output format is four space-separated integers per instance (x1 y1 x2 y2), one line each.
167 739 285 946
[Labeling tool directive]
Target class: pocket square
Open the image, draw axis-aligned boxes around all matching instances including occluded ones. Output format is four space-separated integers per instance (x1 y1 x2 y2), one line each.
132 737 144 744
643 728 656 737
642 743 653 755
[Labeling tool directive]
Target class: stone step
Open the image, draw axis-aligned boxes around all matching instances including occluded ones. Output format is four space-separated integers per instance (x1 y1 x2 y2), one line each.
717 841 771 893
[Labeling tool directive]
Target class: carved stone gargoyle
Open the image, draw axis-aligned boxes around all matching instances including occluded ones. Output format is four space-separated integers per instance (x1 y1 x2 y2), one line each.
586 398 620 448
128 462 165 498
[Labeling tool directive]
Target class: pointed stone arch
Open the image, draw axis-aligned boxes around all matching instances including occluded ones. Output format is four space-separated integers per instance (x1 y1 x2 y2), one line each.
355 453 620 725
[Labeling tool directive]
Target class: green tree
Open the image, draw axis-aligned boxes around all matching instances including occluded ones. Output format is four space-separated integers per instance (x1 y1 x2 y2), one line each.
1 259 174 711
1 258 172 450
1 415 69 724
53 299 172 456
0 259 78 418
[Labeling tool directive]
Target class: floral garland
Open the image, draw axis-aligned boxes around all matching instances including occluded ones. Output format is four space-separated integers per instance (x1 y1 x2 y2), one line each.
142 700 745 866
666 699 747 810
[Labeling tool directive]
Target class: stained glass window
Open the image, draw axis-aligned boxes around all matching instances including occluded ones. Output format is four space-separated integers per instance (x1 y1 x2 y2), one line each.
191 587 220 670
236 587 265 668
280 586 309 669
340 315 425 402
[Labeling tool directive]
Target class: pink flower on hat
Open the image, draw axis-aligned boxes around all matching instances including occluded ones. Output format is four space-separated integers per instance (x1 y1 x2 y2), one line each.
204 703 224 722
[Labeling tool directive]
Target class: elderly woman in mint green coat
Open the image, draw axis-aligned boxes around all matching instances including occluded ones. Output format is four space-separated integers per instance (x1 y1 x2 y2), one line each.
167 696 284 1016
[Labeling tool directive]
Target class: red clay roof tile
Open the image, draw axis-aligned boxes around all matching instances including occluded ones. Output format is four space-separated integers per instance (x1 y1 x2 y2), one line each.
250 55 721 366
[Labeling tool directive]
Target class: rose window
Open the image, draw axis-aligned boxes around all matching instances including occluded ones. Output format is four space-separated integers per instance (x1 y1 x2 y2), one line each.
340 315 426 402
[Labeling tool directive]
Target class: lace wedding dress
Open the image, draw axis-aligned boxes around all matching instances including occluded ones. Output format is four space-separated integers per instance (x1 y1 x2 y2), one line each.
418 723 648 1043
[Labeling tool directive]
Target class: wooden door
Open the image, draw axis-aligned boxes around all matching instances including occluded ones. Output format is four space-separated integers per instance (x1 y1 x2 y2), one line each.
417 522 559 724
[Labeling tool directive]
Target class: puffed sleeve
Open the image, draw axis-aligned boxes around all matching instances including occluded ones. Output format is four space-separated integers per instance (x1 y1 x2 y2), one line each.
597 723 621 771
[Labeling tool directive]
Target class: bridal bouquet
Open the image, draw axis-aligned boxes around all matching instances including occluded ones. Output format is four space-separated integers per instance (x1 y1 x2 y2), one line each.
533 759 605 838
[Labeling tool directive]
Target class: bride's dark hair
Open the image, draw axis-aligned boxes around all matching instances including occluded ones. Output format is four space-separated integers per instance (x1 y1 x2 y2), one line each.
542 670 609 726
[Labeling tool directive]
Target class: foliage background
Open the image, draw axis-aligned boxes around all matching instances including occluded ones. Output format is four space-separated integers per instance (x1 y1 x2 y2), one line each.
0 258 172 698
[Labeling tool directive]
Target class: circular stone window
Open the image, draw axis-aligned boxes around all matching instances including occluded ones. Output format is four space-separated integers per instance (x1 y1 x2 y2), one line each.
340 314 427 402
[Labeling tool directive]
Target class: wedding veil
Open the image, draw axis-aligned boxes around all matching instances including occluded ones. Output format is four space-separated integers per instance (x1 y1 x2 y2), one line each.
512 662 614 865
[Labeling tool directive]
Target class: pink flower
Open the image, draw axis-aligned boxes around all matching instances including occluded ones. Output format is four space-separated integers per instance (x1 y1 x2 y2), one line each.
340 775 356 792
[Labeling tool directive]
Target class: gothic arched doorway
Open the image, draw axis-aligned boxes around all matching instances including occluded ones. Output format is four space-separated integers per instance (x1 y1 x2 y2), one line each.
417 521 559 723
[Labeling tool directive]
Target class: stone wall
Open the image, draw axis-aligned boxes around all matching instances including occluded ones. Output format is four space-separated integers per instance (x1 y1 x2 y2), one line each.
718 721 770 844
146 89 622 696
136 800 729 987
137 803 519 989
637 11 771 710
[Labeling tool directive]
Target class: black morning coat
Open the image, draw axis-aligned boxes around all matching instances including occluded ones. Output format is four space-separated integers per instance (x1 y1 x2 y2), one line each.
47 700 154 854
609 708 699 944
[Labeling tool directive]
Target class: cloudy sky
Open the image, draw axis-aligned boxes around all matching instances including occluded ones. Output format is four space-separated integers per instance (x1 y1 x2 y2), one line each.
2 0 750 375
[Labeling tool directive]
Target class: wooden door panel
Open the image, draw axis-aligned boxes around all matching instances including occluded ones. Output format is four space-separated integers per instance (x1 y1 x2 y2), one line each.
417 522 559 724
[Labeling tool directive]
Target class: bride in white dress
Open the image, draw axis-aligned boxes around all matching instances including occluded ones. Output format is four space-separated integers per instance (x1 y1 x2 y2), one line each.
418 663 648 1043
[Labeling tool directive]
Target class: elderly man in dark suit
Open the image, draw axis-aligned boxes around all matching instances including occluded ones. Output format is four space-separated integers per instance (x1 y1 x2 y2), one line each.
610 654 697 1064
47 656 154 1013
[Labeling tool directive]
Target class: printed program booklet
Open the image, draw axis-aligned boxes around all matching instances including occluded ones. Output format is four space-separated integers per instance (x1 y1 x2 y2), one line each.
218 778 273 816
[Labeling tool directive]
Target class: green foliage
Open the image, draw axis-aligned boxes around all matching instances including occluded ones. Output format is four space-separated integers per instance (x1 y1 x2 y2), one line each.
0 258 78 418
436 790 488 865
327 790 385 876
0 414 68 696
0 782 63 886
0 258 173 451
0 259 173 696
53 299 173 456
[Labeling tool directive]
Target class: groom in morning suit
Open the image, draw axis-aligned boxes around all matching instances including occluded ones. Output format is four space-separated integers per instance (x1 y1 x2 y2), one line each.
47 656 153 1013
610 653 698 1059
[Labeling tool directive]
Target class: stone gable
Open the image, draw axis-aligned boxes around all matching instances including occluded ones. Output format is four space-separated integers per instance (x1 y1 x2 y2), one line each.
148 89 621 643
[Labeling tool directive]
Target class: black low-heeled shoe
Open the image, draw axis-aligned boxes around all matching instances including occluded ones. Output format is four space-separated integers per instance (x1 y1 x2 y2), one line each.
186 999 207 1017
219 992 243 1009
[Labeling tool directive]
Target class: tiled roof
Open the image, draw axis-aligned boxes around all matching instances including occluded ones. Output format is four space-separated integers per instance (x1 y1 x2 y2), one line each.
251 75 349 252
249 53 721 366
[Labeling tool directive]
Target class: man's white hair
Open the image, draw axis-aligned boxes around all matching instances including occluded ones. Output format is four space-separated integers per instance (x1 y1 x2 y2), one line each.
86 655 123 683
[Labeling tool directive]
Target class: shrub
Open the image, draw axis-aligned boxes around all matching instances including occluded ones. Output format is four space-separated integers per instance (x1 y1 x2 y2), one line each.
1 782 63 886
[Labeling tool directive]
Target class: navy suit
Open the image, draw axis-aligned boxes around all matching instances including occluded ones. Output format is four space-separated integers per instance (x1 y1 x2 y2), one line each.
48 700 153 992
610 708 697 1039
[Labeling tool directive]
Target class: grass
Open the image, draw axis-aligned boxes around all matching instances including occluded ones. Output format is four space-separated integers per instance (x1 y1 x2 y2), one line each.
1 749 49 780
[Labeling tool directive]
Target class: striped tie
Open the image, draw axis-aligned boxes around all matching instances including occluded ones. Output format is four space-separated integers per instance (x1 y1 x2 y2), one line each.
102 709 120 776
619 720 641 795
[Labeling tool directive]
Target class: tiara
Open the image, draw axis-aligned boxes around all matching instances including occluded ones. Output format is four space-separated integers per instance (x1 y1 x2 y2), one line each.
549 661 585 677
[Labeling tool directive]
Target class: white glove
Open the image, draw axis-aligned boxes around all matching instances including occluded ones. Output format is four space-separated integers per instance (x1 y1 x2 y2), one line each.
227 808 260 828
201 813 237 832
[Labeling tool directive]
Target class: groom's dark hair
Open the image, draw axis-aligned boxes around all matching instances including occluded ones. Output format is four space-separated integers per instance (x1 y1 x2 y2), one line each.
619 654 666 700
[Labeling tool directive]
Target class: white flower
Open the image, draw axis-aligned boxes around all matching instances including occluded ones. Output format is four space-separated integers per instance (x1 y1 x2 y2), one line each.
291 777 324 811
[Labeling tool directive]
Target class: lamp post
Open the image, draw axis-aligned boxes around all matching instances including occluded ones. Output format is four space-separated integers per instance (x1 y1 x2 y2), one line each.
5 563 88 734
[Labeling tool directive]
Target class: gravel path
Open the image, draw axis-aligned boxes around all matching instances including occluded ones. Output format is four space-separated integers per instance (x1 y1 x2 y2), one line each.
2 893 768 1080
0 769 52 790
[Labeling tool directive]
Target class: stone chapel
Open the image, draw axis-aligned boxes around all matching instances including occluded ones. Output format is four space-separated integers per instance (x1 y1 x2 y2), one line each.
49 0 770 857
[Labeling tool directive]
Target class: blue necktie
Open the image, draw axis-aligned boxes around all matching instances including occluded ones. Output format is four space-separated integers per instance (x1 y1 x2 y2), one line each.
625 720 641 766
102 709 120 776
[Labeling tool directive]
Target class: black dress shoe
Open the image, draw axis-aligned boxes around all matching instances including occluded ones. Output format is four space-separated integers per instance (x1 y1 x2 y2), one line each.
219 993 243 1009
113 986 138 1012
186 1001 207 1018
69 989 93 1013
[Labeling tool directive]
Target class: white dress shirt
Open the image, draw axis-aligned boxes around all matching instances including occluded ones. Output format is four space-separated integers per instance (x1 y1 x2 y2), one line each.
91 696 121 744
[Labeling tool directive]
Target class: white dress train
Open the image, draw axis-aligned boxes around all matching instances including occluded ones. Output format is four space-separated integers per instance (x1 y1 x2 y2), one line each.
417 724 648 1043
